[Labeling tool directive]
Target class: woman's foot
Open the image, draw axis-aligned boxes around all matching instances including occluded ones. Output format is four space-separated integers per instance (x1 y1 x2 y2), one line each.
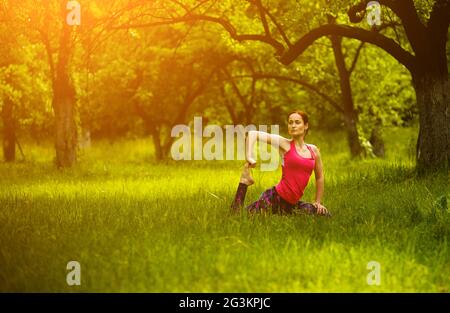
239 162 255 186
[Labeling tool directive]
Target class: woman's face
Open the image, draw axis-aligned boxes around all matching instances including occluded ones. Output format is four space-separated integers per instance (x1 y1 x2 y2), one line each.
288 113 308 137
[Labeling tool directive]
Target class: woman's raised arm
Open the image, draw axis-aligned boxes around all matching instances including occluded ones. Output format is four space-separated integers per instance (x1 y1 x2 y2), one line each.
245 130 290 165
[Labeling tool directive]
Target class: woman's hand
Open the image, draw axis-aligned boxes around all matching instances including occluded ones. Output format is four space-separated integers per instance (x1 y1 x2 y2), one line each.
314 202 330 216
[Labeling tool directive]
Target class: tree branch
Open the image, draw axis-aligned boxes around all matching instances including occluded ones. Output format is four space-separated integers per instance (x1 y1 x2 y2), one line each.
348 41 365 75
110 13 285 55
347 21 400 75
348 0 426 54
280 24 416 73
222 68 248 108
171 54 242 127
40 30 56 86
251 73 344 114
254 0 271 38
261 6 292 47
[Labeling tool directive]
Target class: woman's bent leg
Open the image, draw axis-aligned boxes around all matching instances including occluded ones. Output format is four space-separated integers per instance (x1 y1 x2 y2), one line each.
230 163 254 213
246 187 282 214
231 183 249 212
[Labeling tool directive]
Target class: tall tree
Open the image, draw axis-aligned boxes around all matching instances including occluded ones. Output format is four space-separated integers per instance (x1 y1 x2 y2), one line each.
280 0 450 172
1 4 51 162
8 0 153 167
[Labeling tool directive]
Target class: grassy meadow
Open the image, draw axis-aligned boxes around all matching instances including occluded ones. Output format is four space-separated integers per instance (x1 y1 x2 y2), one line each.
0 127 449 292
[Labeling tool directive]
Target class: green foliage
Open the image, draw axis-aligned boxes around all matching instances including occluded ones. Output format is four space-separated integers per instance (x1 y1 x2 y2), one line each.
352 41 417 145
0 38 53 139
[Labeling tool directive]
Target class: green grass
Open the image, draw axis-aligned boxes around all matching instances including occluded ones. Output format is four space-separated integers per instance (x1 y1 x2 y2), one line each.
0 127 449 292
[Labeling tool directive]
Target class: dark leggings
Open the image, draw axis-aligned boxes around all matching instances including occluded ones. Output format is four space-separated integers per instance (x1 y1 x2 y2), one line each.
231 183 320 215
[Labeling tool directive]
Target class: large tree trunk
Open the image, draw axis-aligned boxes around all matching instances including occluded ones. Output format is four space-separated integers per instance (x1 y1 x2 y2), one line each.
2 96 15 162
343 112 363 157
54 87 77 168
412 24 449 173
413 70 449 173
330 35 364 157
53 24 77 168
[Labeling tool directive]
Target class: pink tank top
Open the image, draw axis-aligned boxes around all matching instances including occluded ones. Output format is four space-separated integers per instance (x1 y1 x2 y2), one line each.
275 141 316 204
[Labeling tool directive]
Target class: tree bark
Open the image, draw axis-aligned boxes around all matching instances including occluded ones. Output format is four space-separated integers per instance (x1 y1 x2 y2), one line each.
53 24 77 168
412 15 450 173
147 123 173 161
330 35 363 157
150 127 164 161
413 70 449 173
2 96 15 162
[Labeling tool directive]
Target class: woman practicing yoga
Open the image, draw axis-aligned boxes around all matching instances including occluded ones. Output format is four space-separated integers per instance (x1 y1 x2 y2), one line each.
231 110 330 216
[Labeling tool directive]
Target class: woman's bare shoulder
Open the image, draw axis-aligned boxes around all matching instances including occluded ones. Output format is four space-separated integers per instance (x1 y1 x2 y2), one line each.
307 143 320 154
